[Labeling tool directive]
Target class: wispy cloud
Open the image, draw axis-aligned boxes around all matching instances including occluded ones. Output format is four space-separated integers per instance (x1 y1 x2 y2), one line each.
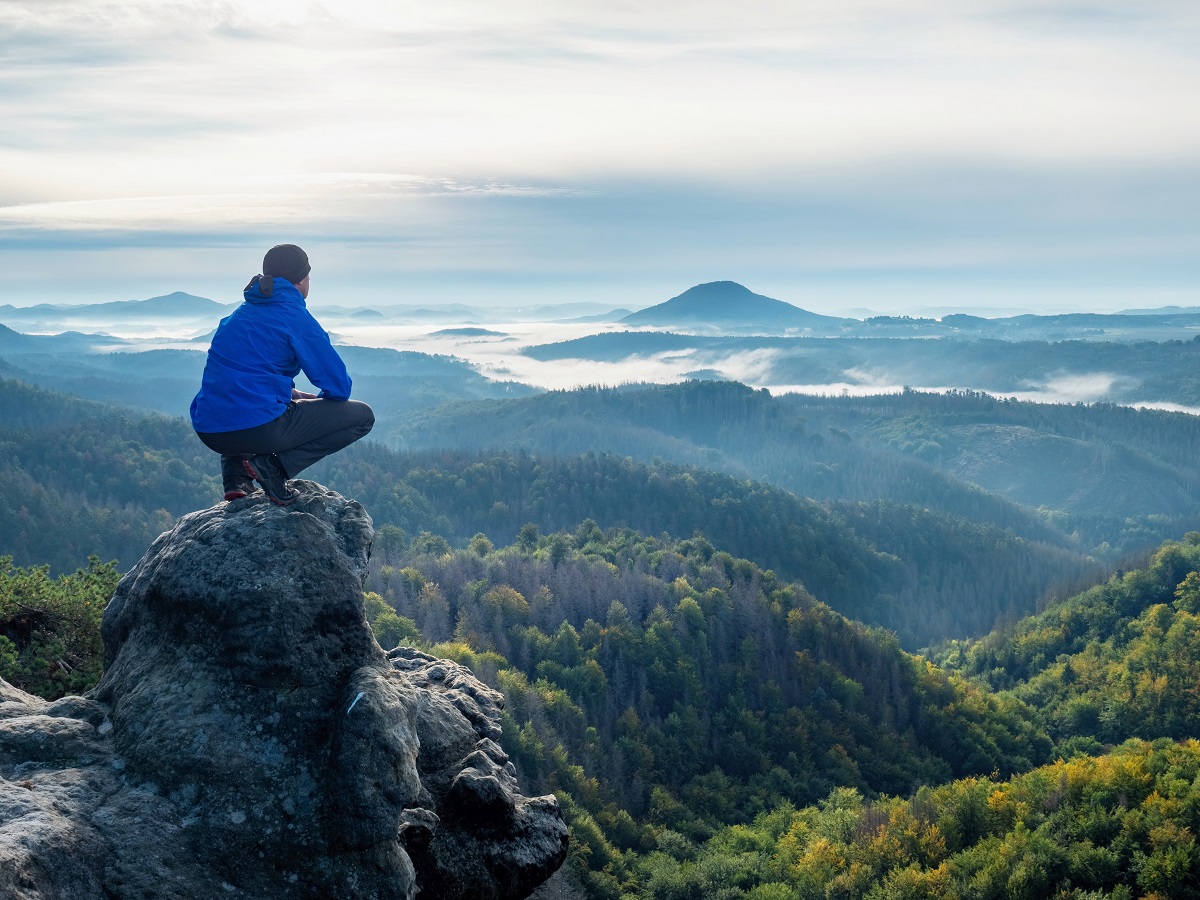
6 0 1197 182
1 0 1197 307
1010 372 1137 405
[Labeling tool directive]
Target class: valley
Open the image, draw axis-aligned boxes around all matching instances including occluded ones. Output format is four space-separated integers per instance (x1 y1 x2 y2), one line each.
5 281 1200 898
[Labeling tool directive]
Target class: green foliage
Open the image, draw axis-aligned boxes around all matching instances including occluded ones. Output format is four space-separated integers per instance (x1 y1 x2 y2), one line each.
390 378 1200 560
386 528 1052 892
410 531 453 556
362 591 421 651
345 449 1099 648
0 375 1104 647
372 522 1200 896
0 555 119 698
1175 571 1200 613
468 532 494 556
617 739 1200 900
0 377 218 572
938 538 1200 748
939 538 1200 687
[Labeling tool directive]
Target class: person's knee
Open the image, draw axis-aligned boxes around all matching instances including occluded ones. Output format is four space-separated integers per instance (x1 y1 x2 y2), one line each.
356 402 375 436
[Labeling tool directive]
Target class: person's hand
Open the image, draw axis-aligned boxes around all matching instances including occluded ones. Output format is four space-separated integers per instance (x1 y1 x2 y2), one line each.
291 389 318 400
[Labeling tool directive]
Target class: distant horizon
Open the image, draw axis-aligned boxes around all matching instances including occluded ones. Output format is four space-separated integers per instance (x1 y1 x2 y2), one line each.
1 2 1196 320
1 280 1196 321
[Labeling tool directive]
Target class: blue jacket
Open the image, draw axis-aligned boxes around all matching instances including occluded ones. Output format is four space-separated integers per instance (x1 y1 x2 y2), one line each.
190 278 353 433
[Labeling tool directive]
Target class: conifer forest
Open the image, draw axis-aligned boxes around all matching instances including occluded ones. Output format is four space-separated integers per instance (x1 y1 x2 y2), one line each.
8 318 1200 898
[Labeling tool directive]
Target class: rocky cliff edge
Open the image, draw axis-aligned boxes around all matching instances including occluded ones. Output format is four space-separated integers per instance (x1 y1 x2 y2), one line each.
0 481 568 899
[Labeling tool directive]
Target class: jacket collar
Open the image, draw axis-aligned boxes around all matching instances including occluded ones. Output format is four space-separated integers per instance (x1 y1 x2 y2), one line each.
243 276 306 307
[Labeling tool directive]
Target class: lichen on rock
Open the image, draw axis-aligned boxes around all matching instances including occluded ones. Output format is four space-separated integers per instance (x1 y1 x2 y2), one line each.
0 481 568 899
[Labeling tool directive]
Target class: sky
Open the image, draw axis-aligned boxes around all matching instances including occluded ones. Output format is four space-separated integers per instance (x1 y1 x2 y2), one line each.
1 0 1197 314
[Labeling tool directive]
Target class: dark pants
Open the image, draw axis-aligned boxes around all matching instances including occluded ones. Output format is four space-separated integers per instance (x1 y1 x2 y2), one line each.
197 399 374 479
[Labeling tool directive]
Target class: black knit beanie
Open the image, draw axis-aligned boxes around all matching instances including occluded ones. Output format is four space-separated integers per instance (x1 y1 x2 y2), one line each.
262 244 311 284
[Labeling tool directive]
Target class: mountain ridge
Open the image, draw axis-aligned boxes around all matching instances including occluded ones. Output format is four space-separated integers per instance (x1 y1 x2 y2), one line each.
0 291 230 319
622 280 851 330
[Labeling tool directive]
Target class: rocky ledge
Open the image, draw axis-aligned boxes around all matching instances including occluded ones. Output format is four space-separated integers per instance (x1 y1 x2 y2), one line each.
0 481 568 899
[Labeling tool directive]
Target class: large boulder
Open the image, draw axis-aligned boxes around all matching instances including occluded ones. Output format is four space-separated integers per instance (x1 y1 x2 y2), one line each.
0 481 568 899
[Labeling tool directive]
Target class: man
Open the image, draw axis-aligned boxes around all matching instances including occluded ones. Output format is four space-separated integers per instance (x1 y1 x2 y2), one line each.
190 244 374 506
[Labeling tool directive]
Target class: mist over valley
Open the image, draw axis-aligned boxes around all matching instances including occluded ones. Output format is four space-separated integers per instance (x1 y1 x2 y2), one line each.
7 280 1200 409
7 279 1200 898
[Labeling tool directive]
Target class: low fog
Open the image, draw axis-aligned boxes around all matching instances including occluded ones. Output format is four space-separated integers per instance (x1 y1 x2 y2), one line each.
5 308 1200 415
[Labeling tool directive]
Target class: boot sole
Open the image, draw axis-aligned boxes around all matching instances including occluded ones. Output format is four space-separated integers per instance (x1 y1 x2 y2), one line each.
242 458 298 506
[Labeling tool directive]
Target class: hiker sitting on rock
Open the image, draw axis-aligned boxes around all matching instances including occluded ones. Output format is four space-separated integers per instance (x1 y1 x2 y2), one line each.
190 243 374 506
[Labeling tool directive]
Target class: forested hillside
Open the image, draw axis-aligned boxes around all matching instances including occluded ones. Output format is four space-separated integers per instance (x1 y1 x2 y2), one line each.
0 376 1100 646
0 378 215 571
785 390 1200 555
365 528 1050 896
393 380 1200 558
391 382 1073 542
367 529 1200 898
8 371 1200 897
615 738 1200 900
938 536 1200 749
337 451 1099 646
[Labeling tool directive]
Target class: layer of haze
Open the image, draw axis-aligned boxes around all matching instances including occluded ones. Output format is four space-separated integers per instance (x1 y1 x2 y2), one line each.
1 0 1197 313
333 322 1200 411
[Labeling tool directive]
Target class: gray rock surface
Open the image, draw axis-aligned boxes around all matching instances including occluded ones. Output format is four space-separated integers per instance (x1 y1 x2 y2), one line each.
0 481 568 899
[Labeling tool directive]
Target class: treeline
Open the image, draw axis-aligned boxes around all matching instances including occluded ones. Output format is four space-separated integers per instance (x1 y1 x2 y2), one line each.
524 332 1200 406
367 530 1200 898
787 388 1200 475
786 388 1200 555
619 738 1200 899
0 376 1101 647
366 527 1051 896
337 450 1100 647
391 381 1095 551
390 379 1200 558
938 537 1200 749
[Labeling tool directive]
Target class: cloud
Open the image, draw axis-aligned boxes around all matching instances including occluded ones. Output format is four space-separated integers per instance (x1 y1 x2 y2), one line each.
0 162 1196 313
1010 372 1137 405
4 0 1198 185
0 174 581 234
1 0 1197 307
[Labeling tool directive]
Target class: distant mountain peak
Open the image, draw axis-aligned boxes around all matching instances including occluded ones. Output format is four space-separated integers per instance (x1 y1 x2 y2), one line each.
622 281 849 330
120 292 228 313
666 281 778 307
146 290 201 300
683 280 755 293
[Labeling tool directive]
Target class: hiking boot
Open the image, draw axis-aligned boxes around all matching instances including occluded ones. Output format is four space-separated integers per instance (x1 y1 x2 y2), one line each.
243 454 298 506
224 481 256 501
221 455 257 501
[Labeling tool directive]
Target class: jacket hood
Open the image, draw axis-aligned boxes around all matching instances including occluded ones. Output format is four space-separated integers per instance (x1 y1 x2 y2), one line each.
243 276 307 307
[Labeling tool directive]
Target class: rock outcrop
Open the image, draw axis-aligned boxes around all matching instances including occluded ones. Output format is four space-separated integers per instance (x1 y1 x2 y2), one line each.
0 481 568 899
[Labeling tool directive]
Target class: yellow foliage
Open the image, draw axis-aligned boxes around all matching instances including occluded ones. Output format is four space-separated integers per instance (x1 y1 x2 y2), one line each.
791 836 846 885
